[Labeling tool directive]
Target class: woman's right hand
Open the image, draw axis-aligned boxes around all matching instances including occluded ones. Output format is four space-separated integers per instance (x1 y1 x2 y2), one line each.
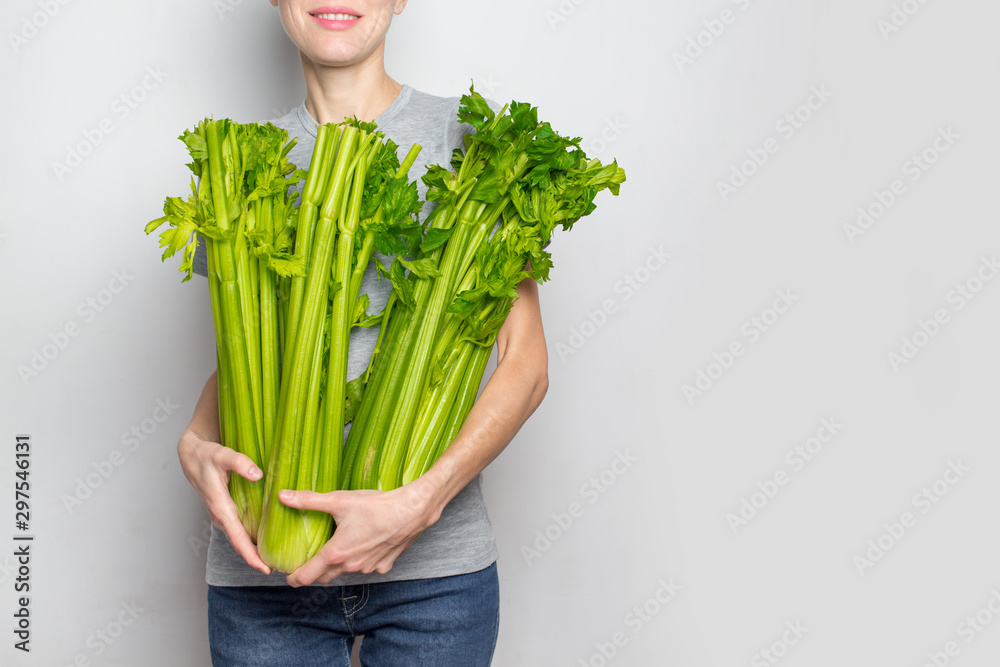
177 429 272 575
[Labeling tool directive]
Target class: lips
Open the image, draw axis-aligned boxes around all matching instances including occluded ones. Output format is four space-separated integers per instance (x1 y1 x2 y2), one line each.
309 6 362 27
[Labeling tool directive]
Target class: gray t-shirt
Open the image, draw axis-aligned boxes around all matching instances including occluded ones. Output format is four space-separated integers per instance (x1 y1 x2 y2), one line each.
191 85 499 586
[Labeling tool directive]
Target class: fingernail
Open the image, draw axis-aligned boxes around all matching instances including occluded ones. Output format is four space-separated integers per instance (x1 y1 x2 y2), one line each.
249 466 263 480
279 489 293 501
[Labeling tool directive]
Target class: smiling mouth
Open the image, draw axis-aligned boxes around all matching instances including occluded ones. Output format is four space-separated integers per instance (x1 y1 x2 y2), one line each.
311 12 360 20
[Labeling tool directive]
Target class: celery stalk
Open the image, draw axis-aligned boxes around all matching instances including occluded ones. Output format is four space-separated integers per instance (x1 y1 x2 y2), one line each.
257 126 363 573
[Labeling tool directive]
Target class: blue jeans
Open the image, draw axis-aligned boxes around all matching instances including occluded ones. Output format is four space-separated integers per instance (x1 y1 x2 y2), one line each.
207 563 499 666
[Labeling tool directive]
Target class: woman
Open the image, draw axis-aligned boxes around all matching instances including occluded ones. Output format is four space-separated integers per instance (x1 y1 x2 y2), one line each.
179 1 549 665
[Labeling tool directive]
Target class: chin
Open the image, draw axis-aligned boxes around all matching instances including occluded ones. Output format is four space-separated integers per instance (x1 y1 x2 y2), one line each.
302 41 371 67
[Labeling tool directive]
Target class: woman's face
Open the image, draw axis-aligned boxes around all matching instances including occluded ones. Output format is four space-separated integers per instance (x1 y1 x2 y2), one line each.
269 0 408 67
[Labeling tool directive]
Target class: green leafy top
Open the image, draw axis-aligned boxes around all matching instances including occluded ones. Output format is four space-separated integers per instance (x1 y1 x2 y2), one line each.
426 85 627 338
145 119 303 281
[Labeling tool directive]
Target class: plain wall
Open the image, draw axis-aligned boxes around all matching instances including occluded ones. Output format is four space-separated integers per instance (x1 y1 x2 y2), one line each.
3 0 1000 665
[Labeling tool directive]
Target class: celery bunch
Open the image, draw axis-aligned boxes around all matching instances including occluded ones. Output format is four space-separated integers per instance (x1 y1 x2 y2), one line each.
255 122 422 572
148 88 625 573
146 120 302 538
342 89 626 491
147 118 422 573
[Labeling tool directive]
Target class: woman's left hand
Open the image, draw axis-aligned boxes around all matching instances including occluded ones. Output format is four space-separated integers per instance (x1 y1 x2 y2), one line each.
277 478 443 587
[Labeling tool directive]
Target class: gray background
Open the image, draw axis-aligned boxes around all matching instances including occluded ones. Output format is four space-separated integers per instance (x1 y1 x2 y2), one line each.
2 0 999 665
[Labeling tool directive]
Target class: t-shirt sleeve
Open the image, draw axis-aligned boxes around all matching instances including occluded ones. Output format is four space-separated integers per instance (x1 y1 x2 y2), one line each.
192 237 208 278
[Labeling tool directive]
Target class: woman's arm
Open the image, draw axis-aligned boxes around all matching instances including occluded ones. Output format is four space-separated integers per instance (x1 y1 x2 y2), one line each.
178 371 272 575
279 274 549 587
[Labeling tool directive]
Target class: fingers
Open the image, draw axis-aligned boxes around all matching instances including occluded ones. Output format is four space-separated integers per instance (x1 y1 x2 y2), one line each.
285 539 361 588
278 488 341 513
211 499 271 576
286 548 398 587
214 447 264 482
286 553 332 588
178 435 270 575
227 529 272 576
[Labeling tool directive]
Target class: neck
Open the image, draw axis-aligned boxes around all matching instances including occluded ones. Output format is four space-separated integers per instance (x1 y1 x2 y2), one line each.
300 43 402 125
